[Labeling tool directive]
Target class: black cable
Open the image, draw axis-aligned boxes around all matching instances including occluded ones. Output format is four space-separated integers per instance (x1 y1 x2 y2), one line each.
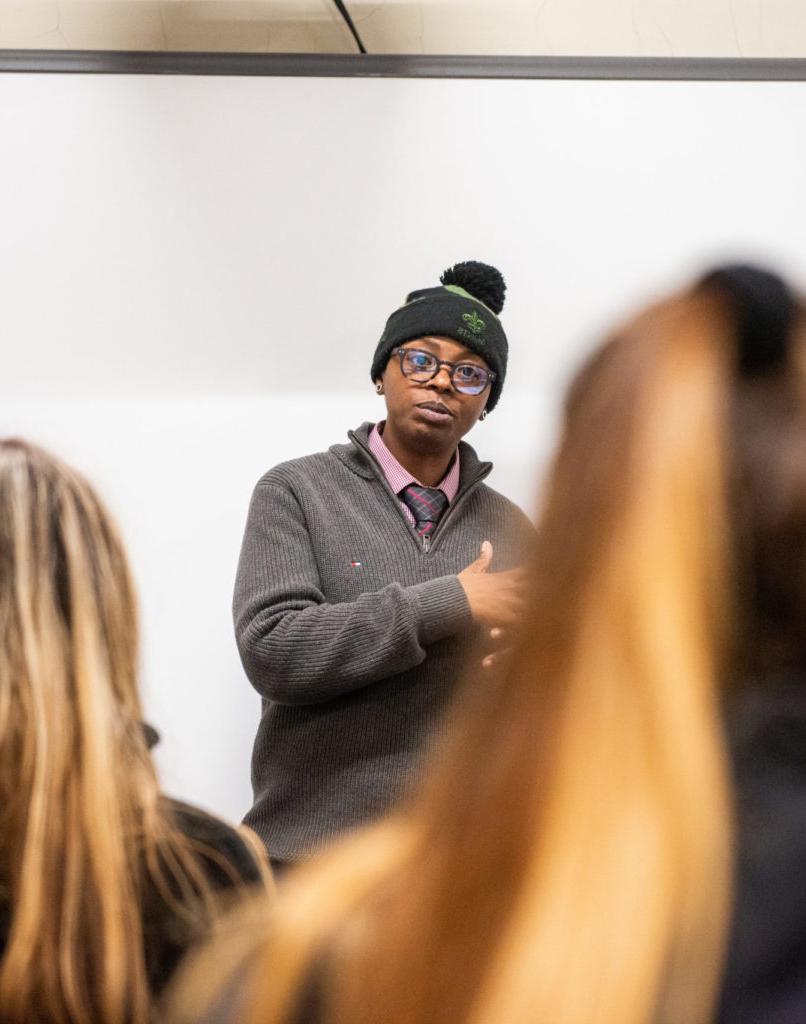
330 0 367 54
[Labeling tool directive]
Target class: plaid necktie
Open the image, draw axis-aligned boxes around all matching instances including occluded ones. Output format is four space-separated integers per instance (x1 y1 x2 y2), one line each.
400 485 449 539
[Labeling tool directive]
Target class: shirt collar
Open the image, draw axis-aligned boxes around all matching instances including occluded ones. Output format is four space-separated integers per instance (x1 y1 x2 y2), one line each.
368 422 460 503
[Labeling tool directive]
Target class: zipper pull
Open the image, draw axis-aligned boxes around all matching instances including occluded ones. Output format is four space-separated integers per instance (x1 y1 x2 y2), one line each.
423 535 430 553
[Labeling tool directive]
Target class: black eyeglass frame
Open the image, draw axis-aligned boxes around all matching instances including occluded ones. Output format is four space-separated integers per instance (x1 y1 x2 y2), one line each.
392 346 496 395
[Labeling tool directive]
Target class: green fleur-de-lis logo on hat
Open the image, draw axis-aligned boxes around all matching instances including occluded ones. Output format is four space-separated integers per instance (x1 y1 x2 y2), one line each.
462 309 485 335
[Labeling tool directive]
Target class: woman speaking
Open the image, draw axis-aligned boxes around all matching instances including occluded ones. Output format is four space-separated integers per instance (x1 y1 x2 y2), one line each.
233 261 531 871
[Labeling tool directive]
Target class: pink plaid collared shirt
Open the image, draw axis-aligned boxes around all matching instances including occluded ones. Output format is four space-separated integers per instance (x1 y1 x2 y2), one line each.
368 423 460 528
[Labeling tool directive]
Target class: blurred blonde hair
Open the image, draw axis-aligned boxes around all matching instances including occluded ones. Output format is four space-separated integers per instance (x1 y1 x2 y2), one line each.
0 439 260 1023
172 285 746 1024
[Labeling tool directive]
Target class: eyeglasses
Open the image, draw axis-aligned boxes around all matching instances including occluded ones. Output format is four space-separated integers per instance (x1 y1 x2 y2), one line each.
393 347 496 396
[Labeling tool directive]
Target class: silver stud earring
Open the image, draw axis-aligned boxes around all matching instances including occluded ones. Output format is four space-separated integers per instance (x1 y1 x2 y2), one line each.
479 410 487 421
375 383 384 394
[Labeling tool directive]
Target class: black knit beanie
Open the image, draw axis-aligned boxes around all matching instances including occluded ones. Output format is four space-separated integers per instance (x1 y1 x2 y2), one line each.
371 261 509 411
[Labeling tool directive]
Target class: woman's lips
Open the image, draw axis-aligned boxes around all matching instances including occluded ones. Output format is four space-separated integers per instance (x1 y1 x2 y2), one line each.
416 403 454 423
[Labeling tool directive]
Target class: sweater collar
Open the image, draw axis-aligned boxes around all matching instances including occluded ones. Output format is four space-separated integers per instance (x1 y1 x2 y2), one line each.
331 421 492 489
367 423 461 502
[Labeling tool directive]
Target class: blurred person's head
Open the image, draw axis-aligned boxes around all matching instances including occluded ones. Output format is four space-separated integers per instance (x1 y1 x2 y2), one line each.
169 263 803 1024
0 440 246 1023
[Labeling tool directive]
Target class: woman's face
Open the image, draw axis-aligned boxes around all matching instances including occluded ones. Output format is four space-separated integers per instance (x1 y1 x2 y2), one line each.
379 336 491 455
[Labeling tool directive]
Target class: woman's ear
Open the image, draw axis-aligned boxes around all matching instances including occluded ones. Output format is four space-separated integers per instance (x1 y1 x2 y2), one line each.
375 380 384 395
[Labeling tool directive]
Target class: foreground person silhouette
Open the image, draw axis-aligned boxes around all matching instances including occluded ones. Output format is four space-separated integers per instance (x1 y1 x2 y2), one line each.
0 440 270 1023
171 263 806 1024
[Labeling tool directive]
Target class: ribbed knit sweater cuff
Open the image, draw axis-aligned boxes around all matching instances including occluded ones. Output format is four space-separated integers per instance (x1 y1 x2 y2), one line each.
410 575 473 646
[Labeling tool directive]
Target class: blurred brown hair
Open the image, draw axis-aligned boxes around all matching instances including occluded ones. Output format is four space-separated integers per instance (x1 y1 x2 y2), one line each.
171 269 806 1024
0 439 253 1023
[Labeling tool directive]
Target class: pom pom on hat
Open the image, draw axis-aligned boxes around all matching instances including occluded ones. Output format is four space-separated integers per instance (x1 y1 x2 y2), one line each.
441 261 506 315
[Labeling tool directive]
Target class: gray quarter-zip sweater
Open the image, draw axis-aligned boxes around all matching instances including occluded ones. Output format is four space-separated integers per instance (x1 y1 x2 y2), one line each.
233 422 532 861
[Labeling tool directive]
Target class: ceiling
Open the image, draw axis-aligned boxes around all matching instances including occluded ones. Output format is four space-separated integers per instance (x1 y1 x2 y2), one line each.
1 0 805 56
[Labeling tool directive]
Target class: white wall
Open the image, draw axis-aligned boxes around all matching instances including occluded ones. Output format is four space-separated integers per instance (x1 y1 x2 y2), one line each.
2 74 806 821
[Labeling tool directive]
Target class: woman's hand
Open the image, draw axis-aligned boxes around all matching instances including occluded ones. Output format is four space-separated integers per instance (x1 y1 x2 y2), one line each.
457 541 527 630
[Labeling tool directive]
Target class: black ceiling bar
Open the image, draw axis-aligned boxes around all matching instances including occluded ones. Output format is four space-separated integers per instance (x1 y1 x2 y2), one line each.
331 0 367 55
1 50 806 80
